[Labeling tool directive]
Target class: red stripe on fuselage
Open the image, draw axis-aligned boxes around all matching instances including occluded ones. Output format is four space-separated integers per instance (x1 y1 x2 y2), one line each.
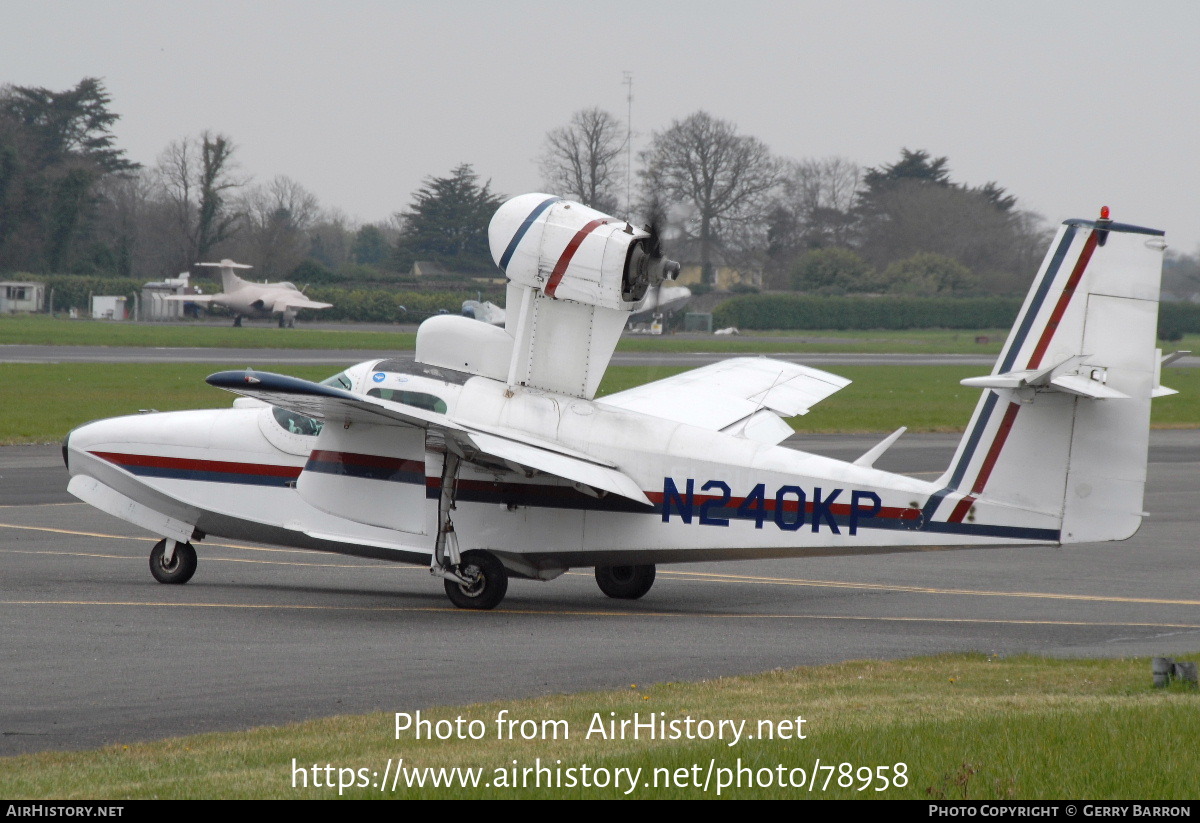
544 218 615 297
91 451 301 478
1026 230 1099 369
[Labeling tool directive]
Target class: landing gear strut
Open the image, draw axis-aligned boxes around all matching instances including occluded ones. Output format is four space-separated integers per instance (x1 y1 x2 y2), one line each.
429 450 508 609
149 539 197 584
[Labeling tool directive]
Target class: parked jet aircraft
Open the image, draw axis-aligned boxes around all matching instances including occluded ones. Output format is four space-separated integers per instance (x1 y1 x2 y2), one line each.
462 299 505 326
65 197 1176 609
166 259 332 327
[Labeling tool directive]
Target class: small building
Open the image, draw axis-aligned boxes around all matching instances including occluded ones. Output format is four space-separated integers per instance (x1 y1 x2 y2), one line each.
0 281 46 313
91 295 128 321
141 273 194 321
411 261 449 277
675 265 761 290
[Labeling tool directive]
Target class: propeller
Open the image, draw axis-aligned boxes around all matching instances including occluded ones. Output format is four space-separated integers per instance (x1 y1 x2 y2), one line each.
621 196 681 303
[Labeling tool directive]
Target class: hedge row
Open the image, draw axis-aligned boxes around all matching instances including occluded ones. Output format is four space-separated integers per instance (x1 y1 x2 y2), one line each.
713 294 1200 337
27 275 491 324
27 274 1200 335
712 295 1023 330
304 287 487 323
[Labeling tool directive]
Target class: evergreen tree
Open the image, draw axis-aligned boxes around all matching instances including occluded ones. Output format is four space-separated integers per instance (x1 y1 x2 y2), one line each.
0 77 137 273
392 164 503 274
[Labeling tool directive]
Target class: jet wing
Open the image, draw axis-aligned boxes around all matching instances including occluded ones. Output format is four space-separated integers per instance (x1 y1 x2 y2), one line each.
206 371 651 506
161 294 221 304
597 357 851 432
272 297 333 312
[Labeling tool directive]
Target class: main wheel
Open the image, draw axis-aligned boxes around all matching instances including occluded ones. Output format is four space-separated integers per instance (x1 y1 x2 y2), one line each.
149 539 197 585
595 564 656 599
444 550 508 610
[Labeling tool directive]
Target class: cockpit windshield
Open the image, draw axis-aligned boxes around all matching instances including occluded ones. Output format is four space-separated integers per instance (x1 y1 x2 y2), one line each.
267 369 352 437
272 406 323 437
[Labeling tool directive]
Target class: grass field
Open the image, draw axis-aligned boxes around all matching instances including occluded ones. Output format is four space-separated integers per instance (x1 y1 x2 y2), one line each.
0 314 417 350
7 314 1200 357
1 654 1195 799
3 363 1198 445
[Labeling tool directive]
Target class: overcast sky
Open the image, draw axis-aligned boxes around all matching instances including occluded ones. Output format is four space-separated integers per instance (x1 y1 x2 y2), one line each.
5 1 1198 253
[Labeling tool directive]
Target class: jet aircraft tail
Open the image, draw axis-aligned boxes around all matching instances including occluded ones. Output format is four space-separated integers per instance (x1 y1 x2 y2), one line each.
197 258 253 294
925 213 1168 544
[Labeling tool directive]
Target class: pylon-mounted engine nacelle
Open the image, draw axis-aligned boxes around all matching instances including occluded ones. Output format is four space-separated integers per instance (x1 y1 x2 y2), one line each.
488 194 679 310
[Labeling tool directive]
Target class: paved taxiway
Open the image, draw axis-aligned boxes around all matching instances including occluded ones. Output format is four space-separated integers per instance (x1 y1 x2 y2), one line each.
3 431 1199 755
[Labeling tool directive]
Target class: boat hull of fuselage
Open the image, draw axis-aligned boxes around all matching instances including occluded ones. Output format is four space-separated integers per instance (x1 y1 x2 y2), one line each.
65 401 1062 577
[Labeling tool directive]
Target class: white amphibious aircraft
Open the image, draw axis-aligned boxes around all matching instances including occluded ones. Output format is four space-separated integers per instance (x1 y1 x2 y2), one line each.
65 197 1177 609
165 259 333 327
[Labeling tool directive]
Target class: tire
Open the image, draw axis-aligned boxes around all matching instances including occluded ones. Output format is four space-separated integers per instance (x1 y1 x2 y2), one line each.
444 550 508 610
149 539 197 585
595 564 656 599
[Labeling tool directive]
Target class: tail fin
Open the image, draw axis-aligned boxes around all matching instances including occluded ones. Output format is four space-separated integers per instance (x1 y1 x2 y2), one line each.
926 214 1166 544
197 259 253 294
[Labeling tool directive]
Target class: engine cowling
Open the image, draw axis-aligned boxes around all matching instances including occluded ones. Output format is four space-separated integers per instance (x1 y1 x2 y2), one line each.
488 194 678 311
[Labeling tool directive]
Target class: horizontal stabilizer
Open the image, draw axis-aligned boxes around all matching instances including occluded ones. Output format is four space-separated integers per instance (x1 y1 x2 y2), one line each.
960 354 1127 399
1153 349 1189 398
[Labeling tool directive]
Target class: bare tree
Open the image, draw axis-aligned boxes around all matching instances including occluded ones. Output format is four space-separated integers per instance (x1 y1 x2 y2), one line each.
155 131 244 270
640 111 780 285
763 157 861 286
233 175 320 278
539 108 626 214
779 156 861 247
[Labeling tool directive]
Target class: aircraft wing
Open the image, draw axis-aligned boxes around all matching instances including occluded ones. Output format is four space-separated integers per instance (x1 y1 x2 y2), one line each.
272 297 333 312
161 294 221 304
598 357 851 432
205 371 651 506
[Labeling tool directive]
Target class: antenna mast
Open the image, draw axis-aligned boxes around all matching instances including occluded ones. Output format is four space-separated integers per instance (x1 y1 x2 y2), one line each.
623 71 633 216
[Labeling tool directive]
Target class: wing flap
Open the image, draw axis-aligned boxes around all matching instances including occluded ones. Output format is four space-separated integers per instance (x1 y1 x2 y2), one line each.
465 430 651 506
599 357 850 430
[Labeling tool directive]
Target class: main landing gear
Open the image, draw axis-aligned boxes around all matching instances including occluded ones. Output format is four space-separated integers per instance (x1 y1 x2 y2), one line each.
443 550 508 610
430 451 509 610
594 564 656 599
149 538 197 585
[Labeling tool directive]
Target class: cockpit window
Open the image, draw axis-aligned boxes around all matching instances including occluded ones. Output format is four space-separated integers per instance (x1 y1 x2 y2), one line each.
272 406 324 437
320 371 352 391
367 388 448 414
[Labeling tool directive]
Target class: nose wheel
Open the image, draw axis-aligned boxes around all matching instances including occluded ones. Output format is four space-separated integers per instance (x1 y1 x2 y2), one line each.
149 539 197 585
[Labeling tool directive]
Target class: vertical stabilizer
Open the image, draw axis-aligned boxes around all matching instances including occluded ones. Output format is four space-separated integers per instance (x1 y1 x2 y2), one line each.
926 216 1166 544
197 259 253 294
